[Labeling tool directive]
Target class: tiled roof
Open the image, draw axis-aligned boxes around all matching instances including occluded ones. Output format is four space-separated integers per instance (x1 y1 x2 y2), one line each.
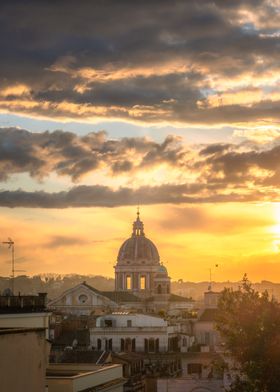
101 291 141 303
81 283 140 303
113 352 144 363
58 350 111 364
82 282 103 295
198 308 219 322
53 329 90 346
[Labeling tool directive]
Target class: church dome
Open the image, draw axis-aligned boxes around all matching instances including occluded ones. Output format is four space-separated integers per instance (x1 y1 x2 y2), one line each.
117 211 160 264
158 265 167 274
154 264 168 278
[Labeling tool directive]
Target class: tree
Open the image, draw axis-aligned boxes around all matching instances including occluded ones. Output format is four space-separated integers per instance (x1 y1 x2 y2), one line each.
216 275 280 392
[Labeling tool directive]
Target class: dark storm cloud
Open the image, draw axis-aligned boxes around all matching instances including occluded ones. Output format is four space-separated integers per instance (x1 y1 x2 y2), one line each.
201 143 280 185
0 183 269 208
3 127 280 205
0 128 187 181
1 1 280 124
199 143 232 156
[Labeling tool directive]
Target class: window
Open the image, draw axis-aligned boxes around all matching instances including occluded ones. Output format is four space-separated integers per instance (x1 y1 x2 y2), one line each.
127 320 132 327
148 338 155 353
105 319 113 327
121 338 125 351
126 275 132 290
105 338 112 351
157 284 162 294
140 275 146 290
97 338 102 350
155 338 159 352
188 363 202 375
205 332 210 345
124 338 132 352
144 338 148 353
78 294 88 304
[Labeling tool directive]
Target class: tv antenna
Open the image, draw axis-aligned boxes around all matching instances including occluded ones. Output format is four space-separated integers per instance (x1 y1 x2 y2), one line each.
2 238 16 294
208 264 219 291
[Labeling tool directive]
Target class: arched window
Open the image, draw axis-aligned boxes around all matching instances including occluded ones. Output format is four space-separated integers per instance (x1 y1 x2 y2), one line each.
126 275 132 290
148 338 155 353
105 338 113 351
132 338 136 352
125 338 132 352
144 338 148 353
140 275 146 289
156 338 159 352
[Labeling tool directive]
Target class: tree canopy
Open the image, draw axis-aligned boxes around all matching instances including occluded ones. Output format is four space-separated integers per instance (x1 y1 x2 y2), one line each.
216 276 280 392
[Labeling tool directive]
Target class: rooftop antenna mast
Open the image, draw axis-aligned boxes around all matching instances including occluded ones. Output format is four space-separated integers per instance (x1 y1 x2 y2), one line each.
208 264 219 291
2 238 15 294
208 268 212 291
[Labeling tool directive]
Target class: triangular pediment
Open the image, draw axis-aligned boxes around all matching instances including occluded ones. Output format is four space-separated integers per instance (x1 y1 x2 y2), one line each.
48 282 117 307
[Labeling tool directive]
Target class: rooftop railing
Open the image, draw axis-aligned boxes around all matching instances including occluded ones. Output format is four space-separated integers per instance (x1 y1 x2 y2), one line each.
0 293 47 313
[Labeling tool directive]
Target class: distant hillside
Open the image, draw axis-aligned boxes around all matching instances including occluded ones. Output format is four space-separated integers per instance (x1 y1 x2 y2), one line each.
1 274 280 301
171 280 280 301
0 274 115 300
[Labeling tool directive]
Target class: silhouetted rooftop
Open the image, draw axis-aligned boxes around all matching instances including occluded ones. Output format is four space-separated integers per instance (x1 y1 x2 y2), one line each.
198 308 219 322
0 293 47 314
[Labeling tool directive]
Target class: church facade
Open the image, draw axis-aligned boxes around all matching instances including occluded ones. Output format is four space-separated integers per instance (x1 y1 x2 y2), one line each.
114 210 171 301
48 211 193 315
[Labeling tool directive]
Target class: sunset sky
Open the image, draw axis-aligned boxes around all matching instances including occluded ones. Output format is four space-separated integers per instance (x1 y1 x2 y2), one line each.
1 1 280 281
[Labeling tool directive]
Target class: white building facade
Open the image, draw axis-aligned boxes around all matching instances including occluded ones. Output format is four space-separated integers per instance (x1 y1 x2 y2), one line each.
90 313 180 353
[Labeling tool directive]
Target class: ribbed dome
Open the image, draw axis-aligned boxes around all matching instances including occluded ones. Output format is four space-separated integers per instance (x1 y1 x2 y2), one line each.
118 235 160 263
117 211 160 264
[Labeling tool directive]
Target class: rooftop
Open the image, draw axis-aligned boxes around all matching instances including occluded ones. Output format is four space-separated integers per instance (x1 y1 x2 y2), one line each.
0 293 47 314
46 363 124 390
169 294 194 302
53 329 90 347
0 327 46 336
101 290 141 303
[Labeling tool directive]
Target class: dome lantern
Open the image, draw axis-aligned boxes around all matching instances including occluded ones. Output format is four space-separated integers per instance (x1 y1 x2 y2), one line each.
132 209 145 237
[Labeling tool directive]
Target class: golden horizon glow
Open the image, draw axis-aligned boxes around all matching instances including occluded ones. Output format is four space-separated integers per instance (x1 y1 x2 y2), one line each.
0 203 280 282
